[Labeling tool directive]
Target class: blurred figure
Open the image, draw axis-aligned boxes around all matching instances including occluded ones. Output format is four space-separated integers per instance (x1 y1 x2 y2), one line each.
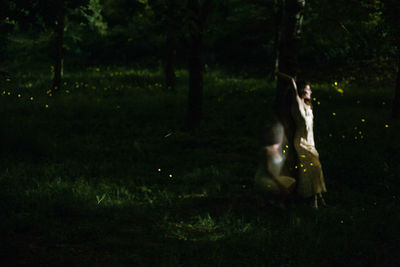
254 119 296 210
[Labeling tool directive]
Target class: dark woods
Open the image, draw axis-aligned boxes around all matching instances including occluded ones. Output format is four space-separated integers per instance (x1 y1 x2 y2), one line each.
1 0 399 128
1 1 400 266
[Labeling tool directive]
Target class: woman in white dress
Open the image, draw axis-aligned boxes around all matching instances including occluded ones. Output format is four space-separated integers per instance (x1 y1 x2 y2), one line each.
277 72 327 208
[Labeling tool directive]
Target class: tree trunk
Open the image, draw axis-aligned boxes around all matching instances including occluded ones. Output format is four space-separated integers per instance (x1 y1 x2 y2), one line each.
184 0 212 130
271 0 284 79
53 4 64 91
274 0 306 177
164 32 177 91
393 47 400 119
186 33 203 130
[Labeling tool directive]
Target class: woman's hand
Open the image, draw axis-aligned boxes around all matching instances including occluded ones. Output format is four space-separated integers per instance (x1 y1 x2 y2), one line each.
276 71 294 81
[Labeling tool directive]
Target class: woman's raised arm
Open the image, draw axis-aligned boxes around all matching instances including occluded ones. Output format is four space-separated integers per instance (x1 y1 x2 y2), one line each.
276 71 301 101
275 71 305 116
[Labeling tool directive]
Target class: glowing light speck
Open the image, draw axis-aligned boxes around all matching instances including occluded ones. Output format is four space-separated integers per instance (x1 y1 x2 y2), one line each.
385 124 389 128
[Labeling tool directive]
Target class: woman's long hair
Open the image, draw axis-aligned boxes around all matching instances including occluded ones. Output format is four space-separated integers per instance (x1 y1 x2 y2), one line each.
296 80 313 109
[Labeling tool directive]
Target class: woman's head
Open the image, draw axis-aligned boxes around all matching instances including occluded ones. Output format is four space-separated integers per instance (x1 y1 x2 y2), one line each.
297 80 312 106
263 119 284 146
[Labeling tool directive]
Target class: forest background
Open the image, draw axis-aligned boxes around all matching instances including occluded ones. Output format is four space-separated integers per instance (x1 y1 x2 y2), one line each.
0 0 400 266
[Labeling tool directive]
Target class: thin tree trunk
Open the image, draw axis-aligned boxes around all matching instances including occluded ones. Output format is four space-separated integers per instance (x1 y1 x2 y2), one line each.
186 33 203 130
164 32 177 91
271 0 284 79
393 47 400 119
184 0 212 130
274 0 306 177
53 4 64 91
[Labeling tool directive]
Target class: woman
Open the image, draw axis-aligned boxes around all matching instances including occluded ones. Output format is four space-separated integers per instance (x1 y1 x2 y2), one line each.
277 72 327 208
254 119 296 209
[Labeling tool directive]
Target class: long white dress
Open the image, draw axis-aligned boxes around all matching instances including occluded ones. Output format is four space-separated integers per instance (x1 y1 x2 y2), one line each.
291 95 327 198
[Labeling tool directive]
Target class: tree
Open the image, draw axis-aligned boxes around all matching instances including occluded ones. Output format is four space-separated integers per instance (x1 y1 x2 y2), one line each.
53 0 65 91
271 0 284 79
148 0 185 91
184 0 213 130
394 54 400 119
0 1 15 66
13 0 94 91
382 0 400 119
274 0 306 177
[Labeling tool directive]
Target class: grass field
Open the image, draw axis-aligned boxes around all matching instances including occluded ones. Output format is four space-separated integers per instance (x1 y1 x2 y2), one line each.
1 65 399 266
